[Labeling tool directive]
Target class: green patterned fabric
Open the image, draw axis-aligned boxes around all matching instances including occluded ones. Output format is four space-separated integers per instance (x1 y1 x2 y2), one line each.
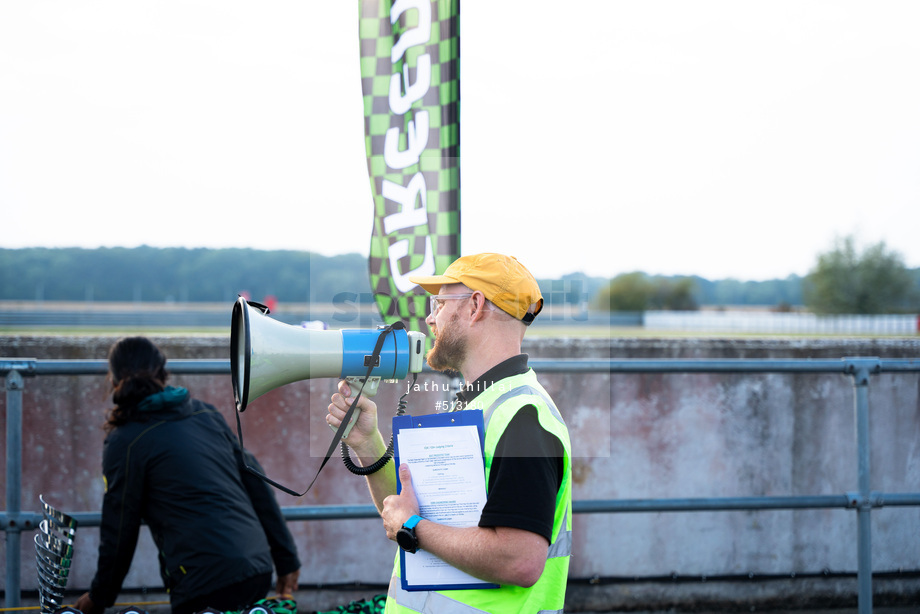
184 596 298 614
313 594 386 614
360 0 461 334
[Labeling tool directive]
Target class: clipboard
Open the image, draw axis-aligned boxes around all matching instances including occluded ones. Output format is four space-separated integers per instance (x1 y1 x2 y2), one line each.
393 409 499 592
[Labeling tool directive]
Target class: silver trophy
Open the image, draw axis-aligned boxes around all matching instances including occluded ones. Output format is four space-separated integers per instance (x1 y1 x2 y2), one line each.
35 495 78 614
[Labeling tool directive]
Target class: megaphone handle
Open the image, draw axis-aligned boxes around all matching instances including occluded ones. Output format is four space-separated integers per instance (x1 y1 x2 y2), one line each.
338 376 380 438
341 371 417 476
344 376 380 397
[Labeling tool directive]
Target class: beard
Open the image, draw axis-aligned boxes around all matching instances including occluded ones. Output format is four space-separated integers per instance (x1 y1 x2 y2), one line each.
425 312 467 373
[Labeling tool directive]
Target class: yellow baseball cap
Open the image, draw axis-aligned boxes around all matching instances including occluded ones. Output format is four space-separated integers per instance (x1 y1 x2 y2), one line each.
409 253 544 324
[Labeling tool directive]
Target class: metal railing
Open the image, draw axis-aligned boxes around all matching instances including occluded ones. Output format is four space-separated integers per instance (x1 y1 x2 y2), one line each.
4 356 920 614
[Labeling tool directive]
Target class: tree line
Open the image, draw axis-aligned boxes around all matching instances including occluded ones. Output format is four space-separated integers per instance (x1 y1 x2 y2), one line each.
1 239 917 313
0 247 370 304
592 236 920 314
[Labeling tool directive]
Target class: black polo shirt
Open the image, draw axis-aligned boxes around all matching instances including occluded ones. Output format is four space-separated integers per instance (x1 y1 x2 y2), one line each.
455 355 565 543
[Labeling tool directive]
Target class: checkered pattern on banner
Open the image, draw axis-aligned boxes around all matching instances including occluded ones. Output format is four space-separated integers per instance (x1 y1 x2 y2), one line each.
360 0 461 334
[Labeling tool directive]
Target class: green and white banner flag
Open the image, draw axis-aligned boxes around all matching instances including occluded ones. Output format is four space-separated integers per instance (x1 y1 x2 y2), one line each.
360 0 460 334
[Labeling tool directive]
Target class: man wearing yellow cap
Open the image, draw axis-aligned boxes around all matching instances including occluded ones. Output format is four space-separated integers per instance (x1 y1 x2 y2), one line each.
327 253 572 614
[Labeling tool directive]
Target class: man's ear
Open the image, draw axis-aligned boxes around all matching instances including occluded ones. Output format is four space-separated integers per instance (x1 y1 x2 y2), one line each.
468 291 490 322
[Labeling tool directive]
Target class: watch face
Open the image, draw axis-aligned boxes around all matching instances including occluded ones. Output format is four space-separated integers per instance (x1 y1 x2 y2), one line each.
397 527 418 553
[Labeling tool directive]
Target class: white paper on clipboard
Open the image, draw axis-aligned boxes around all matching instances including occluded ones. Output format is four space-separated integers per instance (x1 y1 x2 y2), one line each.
393 410 499 591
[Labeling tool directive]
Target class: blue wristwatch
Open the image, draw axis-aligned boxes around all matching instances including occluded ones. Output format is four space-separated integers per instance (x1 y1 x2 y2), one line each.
397 514 423 553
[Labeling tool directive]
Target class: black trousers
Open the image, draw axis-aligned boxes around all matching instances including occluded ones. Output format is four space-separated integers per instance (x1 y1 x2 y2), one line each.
170 572 272 614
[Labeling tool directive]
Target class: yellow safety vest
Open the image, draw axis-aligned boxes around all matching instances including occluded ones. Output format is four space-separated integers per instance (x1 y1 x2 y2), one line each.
386 369 573 614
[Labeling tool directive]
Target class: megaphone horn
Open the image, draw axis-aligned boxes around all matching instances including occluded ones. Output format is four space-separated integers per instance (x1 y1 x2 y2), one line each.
230 297 425 413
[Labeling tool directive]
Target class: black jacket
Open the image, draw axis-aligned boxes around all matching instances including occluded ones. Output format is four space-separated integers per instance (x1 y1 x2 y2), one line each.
89 387 300 608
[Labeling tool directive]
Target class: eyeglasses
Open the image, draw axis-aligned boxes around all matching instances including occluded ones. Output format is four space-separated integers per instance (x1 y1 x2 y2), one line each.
429 293 473 315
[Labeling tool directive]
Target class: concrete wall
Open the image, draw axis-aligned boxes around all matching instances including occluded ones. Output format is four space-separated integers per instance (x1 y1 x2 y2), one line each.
2 334 920 608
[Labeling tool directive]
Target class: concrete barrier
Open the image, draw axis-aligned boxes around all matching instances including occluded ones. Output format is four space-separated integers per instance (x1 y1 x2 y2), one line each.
2 334 919 610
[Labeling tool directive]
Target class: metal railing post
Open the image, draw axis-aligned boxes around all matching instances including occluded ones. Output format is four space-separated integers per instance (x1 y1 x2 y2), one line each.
5 369 24 609
846 358 880 614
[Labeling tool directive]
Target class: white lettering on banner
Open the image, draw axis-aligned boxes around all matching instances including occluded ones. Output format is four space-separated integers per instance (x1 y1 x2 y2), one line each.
383 110 429 170
383 173 427 234
389 54 431 114
389 237 434 293
390 0 431 62
383 0 435 293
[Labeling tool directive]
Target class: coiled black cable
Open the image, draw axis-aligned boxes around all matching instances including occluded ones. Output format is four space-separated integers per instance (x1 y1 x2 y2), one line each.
341 373 418 475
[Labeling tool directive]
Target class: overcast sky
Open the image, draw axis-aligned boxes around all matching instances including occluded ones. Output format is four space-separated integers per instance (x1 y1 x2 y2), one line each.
1 1 918 281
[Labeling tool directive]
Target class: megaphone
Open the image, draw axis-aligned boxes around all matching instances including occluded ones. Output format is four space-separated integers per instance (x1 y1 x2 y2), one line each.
230 297 426 436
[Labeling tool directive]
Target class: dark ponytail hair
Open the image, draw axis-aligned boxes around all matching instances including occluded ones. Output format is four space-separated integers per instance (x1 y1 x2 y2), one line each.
105 337 169 432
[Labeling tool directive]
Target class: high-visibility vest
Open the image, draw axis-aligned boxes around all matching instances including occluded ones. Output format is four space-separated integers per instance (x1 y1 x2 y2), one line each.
386 369 573 614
